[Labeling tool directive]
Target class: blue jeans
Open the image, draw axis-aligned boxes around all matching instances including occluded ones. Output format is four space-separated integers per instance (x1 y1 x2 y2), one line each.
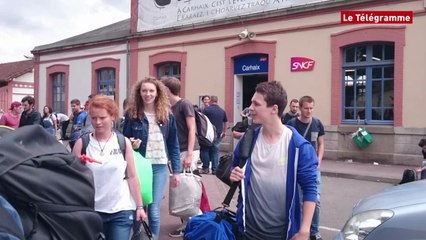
98 210 134 240
310 168 321 236
421 161 426 180
147 164 168 239
201 137 222 172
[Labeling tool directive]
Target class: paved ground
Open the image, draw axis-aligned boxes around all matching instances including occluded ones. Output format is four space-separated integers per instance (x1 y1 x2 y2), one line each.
157 158 415 239
321 159 411 185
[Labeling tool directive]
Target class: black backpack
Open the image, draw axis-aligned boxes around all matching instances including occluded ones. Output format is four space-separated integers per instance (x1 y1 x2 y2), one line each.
80 132 126 158
194 110 217 147
0 125 104 240
399 169 416 184
80 132 128 179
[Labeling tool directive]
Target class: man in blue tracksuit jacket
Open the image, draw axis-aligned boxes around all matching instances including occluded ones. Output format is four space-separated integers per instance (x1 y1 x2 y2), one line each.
230 81 318 240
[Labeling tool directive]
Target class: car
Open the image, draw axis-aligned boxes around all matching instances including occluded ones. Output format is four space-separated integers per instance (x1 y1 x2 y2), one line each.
334 180 426 240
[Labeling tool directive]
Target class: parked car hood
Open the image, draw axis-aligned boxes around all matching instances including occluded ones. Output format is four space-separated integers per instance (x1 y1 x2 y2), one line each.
353 180 426 214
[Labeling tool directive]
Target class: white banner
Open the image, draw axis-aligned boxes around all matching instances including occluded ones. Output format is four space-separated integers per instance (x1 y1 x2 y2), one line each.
138 0 331 32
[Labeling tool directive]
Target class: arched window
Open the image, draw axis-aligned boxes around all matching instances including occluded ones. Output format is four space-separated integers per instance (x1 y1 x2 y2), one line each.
342 43 394 124
52 73 66 113
97 67 116 97
47 64 69 113
157 62 181 79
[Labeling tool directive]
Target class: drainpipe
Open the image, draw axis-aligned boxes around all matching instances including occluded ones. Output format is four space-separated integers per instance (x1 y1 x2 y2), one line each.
126 40 130 98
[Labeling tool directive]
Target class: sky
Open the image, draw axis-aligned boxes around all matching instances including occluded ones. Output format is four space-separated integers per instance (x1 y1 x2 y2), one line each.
0 0 130 64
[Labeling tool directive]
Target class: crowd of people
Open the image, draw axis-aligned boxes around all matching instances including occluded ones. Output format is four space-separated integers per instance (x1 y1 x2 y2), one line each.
2 78 425 240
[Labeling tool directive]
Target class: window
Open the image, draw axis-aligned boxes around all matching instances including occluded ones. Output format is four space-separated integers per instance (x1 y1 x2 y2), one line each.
157 62 181 79
52 73 65 113
342 43 394 124
97 68 115 98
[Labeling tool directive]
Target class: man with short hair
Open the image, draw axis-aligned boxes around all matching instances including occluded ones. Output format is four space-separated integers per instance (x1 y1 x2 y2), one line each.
69 99 88 149
200 95 210 112
281 98 300 124
201 95 228 174
230 81 318 240
19 96 42 127
287 95 325 240
161 77 201 238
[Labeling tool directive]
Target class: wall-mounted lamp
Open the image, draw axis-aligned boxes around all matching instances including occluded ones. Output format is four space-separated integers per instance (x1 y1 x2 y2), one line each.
238 28 256 40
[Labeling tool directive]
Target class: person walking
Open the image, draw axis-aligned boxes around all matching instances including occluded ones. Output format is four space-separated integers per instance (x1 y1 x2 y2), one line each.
201 95 228 175
161 76 201 237
415 139 426 179
19 96 42 127
287 95 325 240
230 81 318 240
200 95 210 113
69 98 89 149
41 105 57 137
122 77 181 240
72 95 147 240
281 98 300 124
0 101 22 129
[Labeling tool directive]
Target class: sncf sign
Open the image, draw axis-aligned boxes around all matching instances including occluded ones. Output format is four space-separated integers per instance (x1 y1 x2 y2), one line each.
291 57 315 72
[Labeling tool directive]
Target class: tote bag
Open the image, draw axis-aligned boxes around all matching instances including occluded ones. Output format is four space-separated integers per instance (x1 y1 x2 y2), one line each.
169 170 202 218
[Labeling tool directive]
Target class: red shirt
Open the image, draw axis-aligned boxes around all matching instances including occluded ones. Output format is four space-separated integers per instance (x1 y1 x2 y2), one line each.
0 112 21 129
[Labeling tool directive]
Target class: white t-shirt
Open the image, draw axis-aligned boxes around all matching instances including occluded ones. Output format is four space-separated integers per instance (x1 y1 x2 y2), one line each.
85 132 135 213
144 112 168 164
55 113 70 122
245 126 292 239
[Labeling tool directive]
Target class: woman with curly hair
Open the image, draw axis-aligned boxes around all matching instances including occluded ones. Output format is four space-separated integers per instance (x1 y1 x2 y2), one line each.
123 77 181 239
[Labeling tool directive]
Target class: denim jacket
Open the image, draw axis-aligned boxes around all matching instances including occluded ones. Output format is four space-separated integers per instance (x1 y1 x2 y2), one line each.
122 113 181 174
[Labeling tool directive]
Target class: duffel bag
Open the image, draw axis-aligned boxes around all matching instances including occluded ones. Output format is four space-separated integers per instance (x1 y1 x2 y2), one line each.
184 209 237 240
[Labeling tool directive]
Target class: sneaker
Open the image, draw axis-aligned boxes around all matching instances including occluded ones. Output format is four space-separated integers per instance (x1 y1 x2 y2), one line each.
310 233 323 240
200 169 210 174
169 228 184 238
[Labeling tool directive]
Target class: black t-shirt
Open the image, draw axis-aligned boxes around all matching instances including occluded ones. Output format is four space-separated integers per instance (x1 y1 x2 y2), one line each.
287 117 325 152
19 109 42 127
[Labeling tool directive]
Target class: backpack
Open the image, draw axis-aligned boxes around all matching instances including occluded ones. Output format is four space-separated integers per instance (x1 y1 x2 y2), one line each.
69 112 93 149
231 119 249 133
194 110 217 147
399 169 416 184
80 132 128 179
0 125 104 240
80 132 126 158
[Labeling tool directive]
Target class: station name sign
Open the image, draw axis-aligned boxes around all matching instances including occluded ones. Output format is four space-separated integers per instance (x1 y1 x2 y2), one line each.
234 54 268 74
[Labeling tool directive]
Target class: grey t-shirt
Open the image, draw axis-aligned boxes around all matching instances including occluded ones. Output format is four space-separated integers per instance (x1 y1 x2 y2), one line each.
244 127 291 239
171 98 200 151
